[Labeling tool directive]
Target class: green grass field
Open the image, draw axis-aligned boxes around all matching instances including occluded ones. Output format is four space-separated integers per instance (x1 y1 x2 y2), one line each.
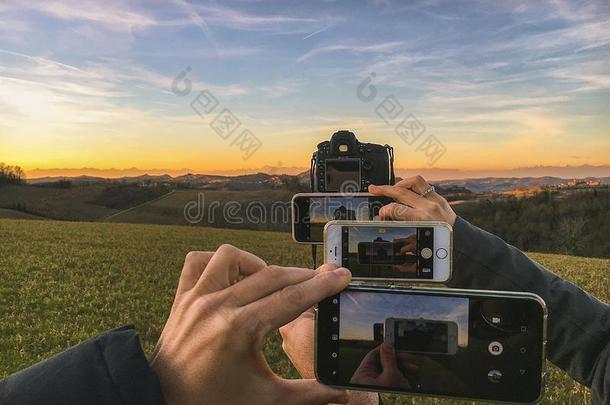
0 185 117 220
0 185 294 231
105 189 294 231
0 219 607 404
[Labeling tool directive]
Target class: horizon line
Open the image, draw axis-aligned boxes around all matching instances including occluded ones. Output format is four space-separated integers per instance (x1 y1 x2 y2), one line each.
19 163 610 182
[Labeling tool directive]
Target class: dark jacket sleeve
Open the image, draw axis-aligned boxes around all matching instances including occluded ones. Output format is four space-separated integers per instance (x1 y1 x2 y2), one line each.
0 326 167 405
448 217 610 404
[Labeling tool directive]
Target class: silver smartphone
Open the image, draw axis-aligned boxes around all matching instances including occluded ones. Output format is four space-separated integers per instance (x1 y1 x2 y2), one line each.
324 220 452 283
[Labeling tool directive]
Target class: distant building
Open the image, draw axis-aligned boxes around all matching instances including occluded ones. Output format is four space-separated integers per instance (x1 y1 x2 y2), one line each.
557 178 602 189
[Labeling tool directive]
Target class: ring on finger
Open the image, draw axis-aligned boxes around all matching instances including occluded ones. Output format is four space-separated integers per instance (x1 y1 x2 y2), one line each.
419 185 435 198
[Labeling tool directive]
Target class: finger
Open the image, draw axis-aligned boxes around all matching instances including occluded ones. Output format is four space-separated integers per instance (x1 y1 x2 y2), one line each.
379 341 398 371
379 203 421 221
237 263 337 309
195 244 267 294
177 251 214 294
396 175 445 205
280 308 315 340
359 345 382 369
369 184 427 208
245 267 351 334
397 352 420 372
395 175 430 194
227 266 317 306
305 263 339 310
317 262 338 273
399 245 414 255
281 379 347 405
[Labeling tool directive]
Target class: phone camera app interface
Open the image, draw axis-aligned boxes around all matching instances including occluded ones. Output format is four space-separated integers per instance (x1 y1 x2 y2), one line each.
342 226 434 279
319 289 544 403
306 197 385 241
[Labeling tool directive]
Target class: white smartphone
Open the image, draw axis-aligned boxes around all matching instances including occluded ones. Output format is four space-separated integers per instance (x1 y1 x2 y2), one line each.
324 220 452 283
384 318 458 355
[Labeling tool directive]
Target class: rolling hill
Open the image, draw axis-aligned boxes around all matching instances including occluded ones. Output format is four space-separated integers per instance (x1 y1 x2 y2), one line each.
0 218 607 404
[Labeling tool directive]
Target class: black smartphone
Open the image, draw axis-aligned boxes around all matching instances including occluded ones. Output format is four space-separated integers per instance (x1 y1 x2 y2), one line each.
291 193 391 243
316 285 547 404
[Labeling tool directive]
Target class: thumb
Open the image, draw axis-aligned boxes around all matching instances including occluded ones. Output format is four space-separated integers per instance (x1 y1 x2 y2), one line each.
379 341 398 371
281 379 348 405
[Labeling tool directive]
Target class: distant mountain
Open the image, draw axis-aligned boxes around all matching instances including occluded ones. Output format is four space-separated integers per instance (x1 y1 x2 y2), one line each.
26 165 308 179
395 165 610 181
434 176 610 193
27 175 108 185
26 164 610 181
26 171 609 195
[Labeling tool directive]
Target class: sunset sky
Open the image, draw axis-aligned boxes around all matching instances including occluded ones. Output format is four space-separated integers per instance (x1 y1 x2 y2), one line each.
0 0 609 177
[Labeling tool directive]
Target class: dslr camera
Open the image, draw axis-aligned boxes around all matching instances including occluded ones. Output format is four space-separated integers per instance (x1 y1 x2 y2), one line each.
310 130 395 192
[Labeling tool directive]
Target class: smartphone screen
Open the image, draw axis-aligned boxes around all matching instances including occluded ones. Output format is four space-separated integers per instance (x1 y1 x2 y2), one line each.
292 194 391 243
316 287 546 403
343 225 435 279
386 318 458 355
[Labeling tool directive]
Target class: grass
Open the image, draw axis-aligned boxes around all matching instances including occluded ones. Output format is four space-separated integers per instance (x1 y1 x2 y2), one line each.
0 185 294 232
0 208 46 220
105 189 294 231
0 219 607 404
0 185 117 220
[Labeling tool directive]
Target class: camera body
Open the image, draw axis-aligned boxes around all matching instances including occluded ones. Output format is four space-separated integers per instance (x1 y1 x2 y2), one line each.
310 130 395 192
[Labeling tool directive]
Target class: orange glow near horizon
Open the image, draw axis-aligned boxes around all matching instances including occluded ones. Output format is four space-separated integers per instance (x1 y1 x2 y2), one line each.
1 2 609 179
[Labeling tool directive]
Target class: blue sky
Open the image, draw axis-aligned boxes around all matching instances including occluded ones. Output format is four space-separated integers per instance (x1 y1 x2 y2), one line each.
0 0 608 174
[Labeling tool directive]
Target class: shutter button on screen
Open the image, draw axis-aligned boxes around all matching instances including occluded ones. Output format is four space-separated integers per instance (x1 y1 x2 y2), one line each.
421 248 433 259
436 248 448 259
488 341 504 356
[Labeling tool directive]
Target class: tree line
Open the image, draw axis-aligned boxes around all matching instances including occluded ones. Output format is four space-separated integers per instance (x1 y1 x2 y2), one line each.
0 163 25 186
455 189 610 258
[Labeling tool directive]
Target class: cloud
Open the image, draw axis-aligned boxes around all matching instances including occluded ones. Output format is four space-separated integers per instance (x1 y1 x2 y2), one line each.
297 41 404 62
303 24 332 40
546 0 608 22
0 48 257 138
549 60 610 92
11 0 156 31
191 3 323 32
256 79 304 97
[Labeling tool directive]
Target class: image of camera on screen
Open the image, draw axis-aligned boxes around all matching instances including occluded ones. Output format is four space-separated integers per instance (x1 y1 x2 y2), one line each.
384 318 458 356
357 237 418 265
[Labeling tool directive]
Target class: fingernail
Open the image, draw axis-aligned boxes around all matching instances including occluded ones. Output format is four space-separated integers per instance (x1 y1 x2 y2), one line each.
333 267 351 277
